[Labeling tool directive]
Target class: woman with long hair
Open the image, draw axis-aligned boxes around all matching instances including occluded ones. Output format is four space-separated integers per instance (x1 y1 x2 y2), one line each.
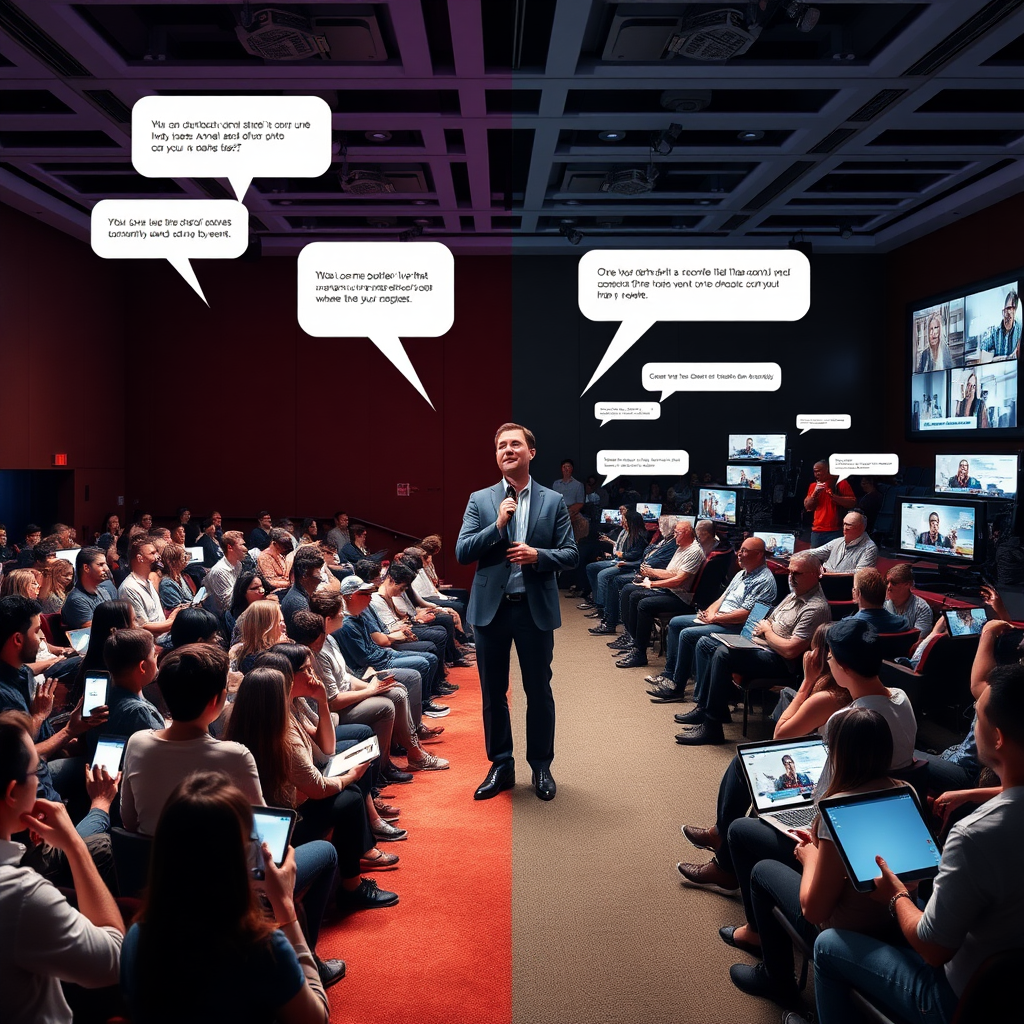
226 660 401 911
38 559 74 613
120 770 329 1024
230 601 288 674
723 708 905 1007
954 370 990 428
157 542 196 613
2 568 80 682
226 570 274 642
0 567 41 600
67 599 135 705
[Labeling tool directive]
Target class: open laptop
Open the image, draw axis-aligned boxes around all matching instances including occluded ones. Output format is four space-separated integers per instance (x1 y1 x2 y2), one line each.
736 735 829 834
710 601 771 649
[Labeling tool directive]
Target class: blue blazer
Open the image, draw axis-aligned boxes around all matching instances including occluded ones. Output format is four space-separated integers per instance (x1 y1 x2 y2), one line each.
455 481 579 631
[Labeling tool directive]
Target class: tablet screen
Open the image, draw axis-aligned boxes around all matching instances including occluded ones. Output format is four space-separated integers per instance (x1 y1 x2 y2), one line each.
252 807 295 867
83 672 109 718
820 788 942 892
944 607 987 636
91 736 126 775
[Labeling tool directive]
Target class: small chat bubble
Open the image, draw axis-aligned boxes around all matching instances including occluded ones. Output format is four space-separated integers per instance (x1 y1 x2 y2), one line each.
594 401 662 427
597 450 689 488
297 241 453 408
797 414 852 436
132 95 332 202
829 453 900 485
90 198 248 304
642 362 781 402
578 249 810 394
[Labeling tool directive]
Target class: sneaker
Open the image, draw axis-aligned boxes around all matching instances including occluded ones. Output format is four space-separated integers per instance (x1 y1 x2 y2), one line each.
372 819 408 842
645 673 671 686
317 957 346 988
681 823 721 853
381 764 414 785
337 877 400 911
407 751 450 771
436 682 459 696
359 849 400 871
676 859 740 896
576 600 595 610
422 701 450 718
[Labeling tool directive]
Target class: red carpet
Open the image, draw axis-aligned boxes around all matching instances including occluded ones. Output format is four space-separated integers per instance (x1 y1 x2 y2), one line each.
317 663 512 1024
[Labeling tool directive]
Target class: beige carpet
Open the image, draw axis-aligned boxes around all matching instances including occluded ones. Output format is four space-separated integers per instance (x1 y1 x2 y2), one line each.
509 597 801 1024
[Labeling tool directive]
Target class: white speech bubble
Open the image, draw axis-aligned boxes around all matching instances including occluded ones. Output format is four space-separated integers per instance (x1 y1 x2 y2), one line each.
597 450 689 488
829 453 900 485
797 414 852 436
642 362 781 402
297 241 453 408
594 401 662 427
132 95 332 202
90 199 248 304
578 249 810 394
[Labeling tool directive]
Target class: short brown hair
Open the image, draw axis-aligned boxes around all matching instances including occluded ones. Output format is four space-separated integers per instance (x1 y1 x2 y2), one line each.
156 643 228 721
129 534 154 564
886 563 915 586
854 568 886 607
222 530 245 551
309 590 344 619
494 422 536 449
419 534 441 555
103 628 155 677
162 542 188 570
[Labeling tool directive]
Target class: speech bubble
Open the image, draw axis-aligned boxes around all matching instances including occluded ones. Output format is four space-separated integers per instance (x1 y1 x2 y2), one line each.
597 450 689 488
297 241 453 408
90 199 248 304
829 453 900 485
578 249 810 395
132 95 332 202
797 414 852 436
642 362 781 402
594 401 662 427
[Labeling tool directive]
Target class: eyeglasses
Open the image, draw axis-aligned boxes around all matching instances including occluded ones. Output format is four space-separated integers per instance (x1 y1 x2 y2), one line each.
1004 307 1016 315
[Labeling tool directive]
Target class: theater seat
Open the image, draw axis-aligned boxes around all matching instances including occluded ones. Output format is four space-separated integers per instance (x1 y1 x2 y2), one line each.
110 827 153 900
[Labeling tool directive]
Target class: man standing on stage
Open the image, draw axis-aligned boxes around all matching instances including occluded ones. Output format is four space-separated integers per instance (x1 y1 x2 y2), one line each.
456 423 578 801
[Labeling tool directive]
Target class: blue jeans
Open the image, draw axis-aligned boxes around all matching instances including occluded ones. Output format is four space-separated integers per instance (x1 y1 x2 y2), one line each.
813 928 958 1024
666 619 738 685
293 840 338 948
692 636 791 722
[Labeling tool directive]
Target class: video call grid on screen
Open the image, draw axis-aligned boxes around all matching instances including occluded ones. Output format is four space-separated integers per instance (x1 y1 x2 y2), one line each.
754 531 796 558
933 453 1018 498
899 501 978 562
908 270 1022 439
636 503 662 521
739 740 827 809
728 434 787 462
698 487 737 525
726 465 762 489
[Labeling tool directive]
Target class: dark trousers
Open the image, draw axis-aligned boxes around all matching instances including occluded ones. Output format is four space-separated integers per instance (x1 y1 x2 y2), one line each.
474 595 555 770
603 572 636 627
750 859 817 994
693 637 792 723
617 582 646 633
292 782 373 880
631 592 690 651
727 816 798 925
714 754 754 874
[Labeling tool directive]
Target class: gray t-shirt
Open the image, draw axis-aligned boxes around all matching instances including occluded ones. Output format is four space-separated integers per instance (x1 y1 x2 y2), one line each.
918 787 1024 996
884 593 934 635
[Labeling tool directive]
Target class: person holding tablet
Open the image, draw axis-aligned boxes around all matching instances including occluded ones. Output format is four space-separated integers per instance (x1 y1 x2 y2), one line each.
809 662 1024 1024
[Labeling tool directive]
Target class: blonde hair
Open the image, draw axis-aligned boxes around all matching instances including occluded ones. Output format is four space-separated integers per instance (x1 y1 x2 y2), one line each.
0 568 42 598
39 561 74 603
230 601 284 666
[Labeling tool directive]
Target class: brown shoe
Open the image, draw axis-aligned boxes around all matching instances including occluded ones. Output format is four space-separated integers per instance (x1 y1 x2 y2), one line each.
682 823 721 853
676 859 739 896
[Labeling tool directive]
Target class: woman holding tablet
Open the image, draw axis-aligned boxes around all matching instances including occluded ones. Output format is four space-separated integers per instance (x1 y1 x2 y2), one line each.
120 770 330 1024
724 708 904 1007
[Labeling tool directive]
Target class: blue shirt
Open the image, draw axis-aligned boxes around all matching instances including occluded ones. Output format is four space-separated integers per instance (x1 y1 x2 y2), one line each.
61 580 118 629
83 685 164 763
852 607 909 632
498 477 532 595
336 612 393 671
0 660 60 801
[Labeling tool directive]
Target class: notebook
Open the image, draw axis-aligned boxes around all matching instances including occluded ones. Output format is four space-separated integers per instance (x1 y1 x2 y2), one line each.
711 601 772 649
736 735 829 835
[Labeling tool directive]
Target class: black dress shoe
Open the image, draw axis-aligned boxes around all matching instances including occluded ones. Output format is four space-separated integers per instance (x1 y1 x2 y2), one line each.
317 957 347 988
674 706 705 725
474 761 515 800
675 721 726 745
532 767 556 801
589 624 615 635
616 652 648 668
648 685 687 703
720 925 762 957
729 962 800 1006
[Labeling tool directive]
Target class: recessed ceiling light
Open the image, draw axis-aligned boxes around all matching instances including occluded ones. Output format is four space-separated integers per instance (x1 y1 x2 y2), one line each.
563 199 580 205
738 130 764 141
364 131 392 142
598 130 626 142
412 200 428 205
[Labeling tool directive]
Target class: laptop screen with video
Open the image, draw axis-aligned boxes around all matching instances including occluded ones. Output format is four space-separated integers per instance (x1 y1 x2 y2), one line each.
737 736 828 811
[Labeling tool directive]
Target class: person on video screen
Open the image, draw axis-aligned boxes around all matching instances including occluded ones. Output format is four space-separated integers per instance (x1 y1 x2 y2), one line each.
948 459 982 490
954 371 990 428
773 754 813 792
916 312 953 373
916 511 956 550
980 289 1020 362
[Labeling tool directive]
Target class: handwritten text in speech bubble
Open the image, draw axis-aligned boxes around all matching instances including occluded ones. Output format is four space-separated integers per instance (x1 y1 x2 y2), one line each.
829 453 899 485
642 363 781 402
594 401 662 427
797 414 852 436
597 450 689 488
578 249 809 394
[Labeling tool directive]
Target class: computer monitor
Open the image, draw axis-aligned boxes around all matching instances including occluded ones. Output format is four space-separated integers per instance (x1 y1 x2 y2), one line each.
698 488 737 525
933 453 1018 498
754 531 796 558
54 548 78 565
898 500 982 564
185 546 205 564
600 508 621 526
727 434 786 462
636 503 662 522
726 465 762 490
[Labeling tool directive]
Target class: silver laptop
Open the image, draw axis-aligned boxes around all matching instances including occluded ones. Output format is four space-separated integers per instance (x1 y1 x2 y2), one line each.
711 601 771 649
185 546 204 564
736 735 828 835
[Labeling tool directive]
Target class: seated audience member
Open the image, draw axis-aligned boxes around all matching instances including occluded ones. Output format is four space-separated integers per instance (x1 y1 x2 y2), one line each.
612 519 706 670
0 711 124 1024
340 525 372 565
851 569 908 632
675 552 831 746
39 559 74 614
858 476 884 531
119 771 331 1024
168 607 221 650
585 510 647 614
646 537 777 703
15 525 42 567
225 571 274 642
197 517 224 568
95 515 121 559
299 519 318 545
696 518 726 557
281 550 325 632
315 540 347 587
804 462 856 545
203 531 248 615
248 512 273 552
61 544 117 630
258 528 295 592
117 537 178 637
418 534 470 605
805 511 878 572
30 541 59 574
335 577 448 719
725 708 903 1009
811 660 1024 1024
227 664 401 910
0 523 14 563
1 571 82 684
326 511 350 554
681 618 916 899
230 602 288 674
157 542 196 613
679 623 851 885
175 507 199 546
883 563 934 635
68 600 135 706
400 547 471 639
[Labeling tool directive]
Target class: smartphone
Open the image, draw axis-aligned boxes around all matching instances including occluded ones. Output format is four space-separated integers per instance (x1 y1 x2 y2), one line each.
91 735 127 774
251 806 297 875
82 671 110 718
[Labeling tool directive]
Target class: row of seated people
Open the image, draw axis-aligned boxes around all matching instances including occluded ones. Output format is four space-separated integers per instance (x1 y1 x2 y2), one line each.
0 519 477 1022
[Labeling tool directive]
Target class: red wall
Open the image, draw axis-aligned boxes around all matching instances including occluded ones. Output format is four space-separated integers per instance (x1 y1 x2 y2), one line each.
0 204 127 539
